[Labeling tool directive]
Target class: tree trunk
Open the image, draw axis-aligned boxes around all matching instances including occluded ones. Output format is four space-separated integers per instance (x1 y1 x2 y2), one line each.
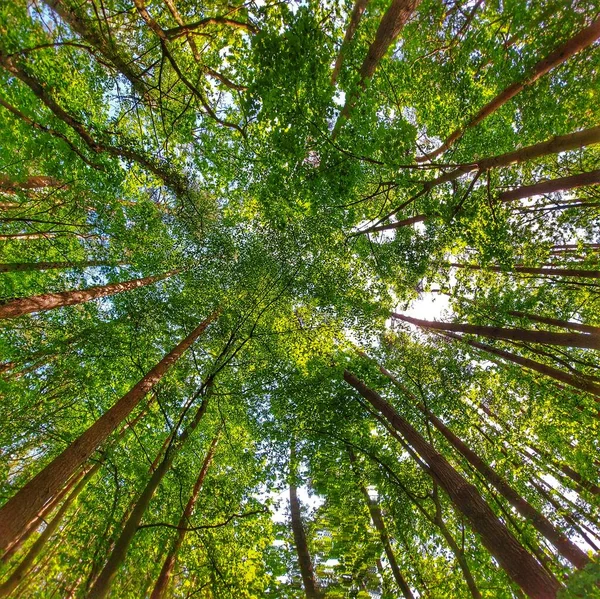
442 331 600 399
88 384 213 599
149 433 219 599
450 263 600 279
347 449 415 599
418 18 600 161
392 313 600 350
343 370 560 599
0 175 63 194
507 310 600 337
289 443 321 599
331 0 371 85
0 311 218 552
0 270 177 319
0 261 123 273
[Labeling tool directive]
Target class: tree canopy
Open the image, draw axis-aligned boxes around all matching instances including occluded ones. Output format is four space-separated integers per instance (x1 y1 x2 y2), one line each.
1 0 600 597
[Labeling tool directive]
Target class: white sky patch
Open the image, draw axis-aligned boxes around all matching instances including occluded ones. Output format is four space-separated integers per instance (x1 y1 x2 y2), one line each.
333 90 346 106
403 291 451 321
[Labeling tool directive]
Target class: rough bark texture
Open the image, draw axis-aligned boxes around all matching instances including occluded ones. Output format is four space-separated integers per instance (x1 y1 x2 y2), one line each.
0 270 176 319
0 175 63 194
343 370 560 599
331 0 371 85
392 313 600 349
88 387 213 599
348 449 414 599
0 311 218 553
418 17 600 161
150 434 219 599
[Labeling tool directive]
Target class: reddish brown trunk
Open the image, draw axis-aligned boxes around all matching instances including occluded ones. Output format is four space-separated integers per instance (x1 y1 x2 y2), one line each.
508 310 600 337
88 386 213 599
498 169 600 203
348 449 414 598
0 261 123 273
0 270 177 319
344 370 560 599
150 434 219 599
0 311 218 552
331 0 371 85
418 18 600 161
393 313 600 350
442 331 600 399
450 263 600 279
0 175 63 194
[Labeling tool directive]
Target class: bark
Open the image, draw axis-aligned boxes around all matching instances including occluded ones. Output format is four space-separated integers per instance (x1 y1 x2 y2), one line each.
0 465 99 597
392 313 600 350
450 263 600 279
498 169 600 203
347 449 415 599
150 434 219 599
508 310 600 337
418 17 600 161
367 126 600 233
88 385 213 599
290 444 321 599
331 0 371 85
0 270 176 320
0 311 218 553
343 370 560 599
0 175 63 194
0 261 122 273
442 331 600 399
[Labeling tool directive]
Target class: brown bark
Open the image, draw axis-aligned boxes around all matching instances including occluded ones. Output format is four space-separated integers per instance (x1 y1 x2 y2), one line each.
347 449 414 599
0 175 63 194
393 313 600 350
450 263 600 279
0 311 218 553
442 331 600 399
508 311 600 337
150 434 219 599
87 386 213 599
290 444 321 599
344 370 560 599
0 270 176 320
418 17 600 161
498 169 600 203
331 0 371 85
0 261 122 273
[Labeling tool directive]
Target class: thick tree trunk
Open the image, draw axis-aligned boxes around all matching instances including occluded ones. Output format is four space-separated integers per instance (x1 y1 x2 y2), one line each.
149 434 219 599
0 175 63 194
88 384 213 599
331 0 371 85
449 263 600 279
442 331 600 399
498 169 600 203
290 444 321 599
0 270 177 319
343 370 560 599
0 311 218 552
392 313 600 350
347 449 414 599
418 18 600 161
507 311 600 337
0 261 123 273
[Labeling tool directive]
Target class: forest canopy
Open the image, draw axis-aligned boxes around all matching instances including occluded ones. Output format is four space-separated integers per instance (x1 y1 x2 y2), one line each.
1 0 600 597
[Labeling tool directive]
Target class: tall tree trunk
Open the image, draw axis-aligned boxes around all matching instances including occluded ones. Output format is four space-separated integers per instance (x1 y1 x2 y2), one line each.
347 448 415 599
149 433 219 599
392 313 600 350
441 331 600 399
88 383 213 599
0 310 218 552
507 310 600 337
343 370 560 599
417 17 600 161
0 175 63 194
380 367 589 569
0 270 177 319
498 169 600 203
0 261 124 273
449 263 600 279
0 465 99 597
331 0 371 85
289 443 321 599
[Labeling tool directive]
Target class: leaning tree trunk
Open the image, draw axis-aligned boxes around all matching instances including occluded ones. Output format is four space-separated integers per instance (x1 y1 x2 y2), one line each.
88 383 213 599
0 260 124 273
343 370 560 599
149 433 219 599
392 313 600 350
289 443 321 599
417 17 600 161
0 310 218 552
347 448 414 599
507 310 600 337
449 263 600 279
0 270 177 319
